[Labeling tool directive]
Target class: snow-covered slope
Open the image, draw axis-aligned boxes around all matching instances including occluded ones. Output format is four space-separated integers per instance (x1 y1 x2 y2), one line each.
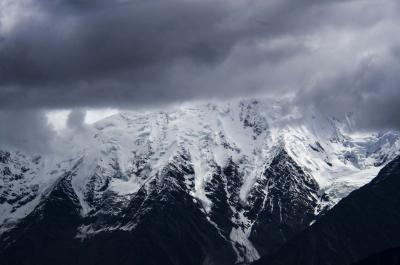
1 98 399 264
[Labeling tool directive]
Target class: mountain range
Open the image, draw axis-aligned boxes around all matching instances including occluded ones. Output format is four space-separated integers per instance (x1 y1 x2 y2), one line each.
1 99 399 265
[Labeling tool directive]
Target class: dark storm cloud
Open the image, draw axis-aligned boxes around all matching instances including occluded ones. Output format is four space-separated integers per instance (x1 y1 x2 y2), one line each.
0 0 381 107
0 0 399 130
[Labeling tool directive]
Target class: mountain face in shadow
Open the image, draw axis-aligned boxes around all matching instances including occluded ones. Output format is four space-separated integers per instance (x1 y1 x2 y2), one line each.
254 156 400 265
351 247 400 265
0 148 321 265
0 156 236 265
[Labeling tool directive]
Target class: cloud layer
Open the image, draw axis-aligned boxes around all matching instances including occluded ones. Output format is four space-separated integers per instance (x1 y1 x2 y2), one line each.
0 0 400 151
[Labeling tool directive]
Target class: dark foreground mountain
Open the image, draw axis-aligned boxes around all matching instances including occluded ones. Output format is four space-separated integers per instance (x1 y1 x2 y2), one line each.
254 156 400 265
352 247 400 265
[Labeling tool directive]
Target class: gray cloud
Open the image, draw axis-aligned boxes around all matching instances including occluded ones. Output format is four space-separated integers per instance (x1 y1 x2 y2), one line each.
298 47 400 130
0 0 399 132
0 110 55 153
67 109 86 130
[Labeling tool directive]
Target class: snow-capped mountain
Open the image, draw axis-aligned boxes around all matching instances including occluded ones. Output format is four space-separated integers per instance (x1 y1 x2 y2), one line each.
1 98 399 265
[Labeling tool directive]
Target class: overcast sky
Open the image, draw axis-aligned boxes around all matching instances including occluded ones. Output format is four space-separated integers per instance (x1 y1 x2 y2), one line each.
1 0 400 151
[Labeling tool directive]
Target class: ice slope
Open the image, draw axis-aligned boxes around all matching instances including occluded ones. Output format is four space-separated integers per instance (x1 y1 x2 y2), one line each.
0 98 399 263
